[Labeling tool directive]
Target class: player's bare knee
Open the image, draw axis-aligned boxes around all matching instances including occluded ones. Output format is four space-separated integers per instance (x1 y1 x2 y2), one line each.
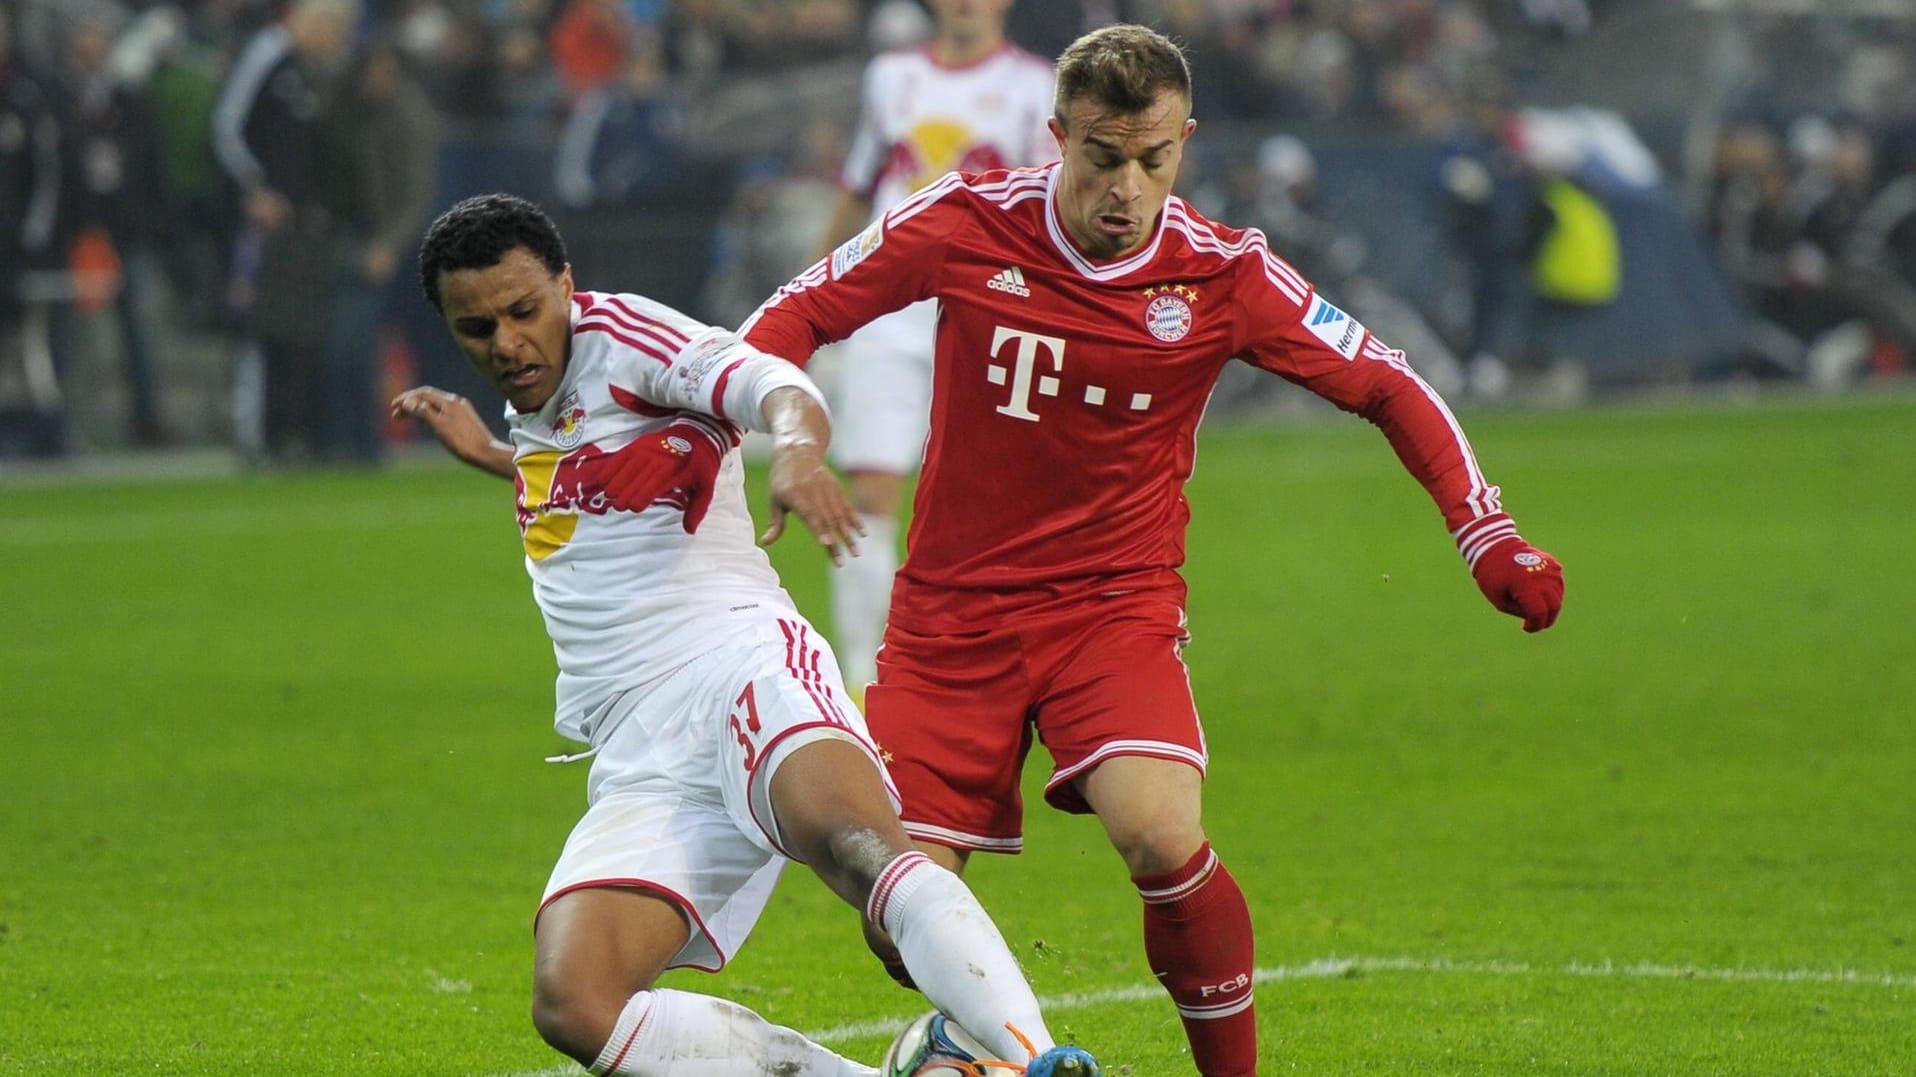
772 740 910 900
1109 816 1207 876
529 976 625 1065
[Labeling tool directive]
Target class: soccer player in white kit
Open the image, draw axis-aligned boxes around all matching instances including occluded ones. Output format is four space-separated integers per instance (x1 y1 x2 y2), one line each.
393 194 1098 1077
817 0 1058 694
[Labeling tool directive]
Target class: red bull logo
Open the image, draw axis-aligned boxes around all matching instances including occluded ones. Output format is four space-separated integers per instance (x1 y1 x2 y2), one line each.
885 120 1009 194
515 447 611 560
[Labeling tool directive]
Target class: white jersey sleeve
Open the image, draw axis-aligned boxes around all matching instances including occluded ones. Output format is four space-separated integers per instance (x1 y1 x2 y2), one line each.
574 291 827 431
840 60 889 200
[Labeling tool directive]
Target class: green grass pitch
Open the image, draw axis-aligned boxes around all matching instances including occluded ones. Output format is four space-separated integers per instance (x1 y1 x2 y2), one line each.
2 393 1913 1075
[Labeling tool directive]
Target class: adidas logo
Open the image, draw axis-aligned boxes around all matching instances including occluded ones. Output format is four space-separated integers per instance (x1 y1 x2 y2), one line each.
986 266 1031 298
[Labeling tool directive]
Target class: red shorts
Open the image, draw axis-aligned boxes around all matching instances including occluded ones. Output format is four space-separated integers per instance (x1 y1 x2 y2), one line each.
864 590 1206 853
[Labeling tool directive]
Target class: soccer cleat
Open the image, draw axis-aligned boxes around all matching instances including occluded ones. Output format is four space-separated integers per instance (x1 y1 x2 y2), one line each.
924 1015 983 1061
884 1013 1024 1076
1024 1045 1100 1077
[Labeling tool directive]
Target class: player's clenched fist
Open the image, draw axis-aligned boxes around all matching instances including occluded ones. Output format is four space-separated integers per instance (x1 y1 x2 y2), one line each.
1471 535 1565 633
599 418 726 533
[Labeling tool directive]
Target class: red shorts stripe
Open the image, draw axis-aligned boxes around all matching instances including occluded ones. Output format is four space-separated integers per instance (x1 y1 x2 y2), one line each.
781 619 849 728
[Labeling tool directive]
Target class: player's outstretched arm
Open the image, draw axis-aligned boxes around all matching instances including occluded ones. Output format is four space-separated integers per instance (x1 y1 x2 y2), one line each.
1459 515 1565 633
757 386 863 564
391 386 515 478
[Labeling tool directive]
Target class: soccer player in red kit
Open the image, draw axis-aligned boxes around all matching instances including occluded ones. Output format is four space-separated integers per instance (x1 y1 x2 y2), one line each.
741 24 1565 1076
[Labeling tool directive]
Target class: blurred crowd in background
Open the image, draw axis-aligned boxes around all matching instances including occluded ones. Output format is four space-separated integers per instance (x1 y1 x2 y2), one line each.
2 0 1915 463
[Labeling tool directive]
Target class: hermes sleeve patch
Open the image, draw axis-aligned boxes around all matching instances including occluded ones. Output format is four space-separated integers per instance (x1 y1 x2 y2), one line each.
1303 292 1366 360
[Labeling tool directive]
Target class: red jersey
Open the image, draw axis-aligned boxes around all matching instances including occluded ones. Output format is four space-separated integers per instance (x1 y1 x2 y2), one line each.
743 163 1507 632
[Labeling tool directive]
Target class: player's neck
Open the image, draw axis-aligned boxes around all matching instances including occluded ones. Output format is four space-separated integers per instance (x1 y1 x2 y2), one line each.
931 31 1003 69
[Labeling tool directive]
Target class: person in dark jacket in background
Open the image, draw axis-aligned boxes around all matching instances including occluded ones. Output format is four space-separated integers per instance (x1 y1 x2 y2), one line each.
313 36 439 464
55 5 171 446
1 1 57 325
211 0 357 461
0 1 65 456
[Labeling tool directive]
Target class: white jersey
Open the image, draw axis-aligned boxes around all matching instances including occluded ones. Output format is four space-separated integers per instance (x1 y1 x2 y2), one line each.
828 42 1058 473
505 289 825 741
841 43 1057 218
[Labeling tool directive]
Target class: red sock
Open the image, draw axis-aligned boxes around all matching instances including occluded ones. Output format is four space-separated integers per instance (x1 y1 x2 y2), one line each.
1134 843 1258 1077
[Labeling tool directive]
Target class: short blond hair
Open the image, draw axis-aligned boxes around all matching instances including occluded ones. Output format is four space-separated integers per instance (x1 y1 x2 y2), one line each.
1054 24 1192 125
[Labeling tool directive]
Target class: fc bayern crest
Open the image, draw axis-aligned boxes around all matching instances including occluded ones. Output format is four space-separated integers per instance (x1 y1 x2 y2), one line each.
1145 293 1194 342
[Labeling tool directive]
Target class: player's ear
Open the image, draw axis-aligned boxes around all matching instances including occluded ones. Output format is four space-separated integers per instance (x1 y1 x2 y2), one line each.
559 263 574 298
1047 114 1067 152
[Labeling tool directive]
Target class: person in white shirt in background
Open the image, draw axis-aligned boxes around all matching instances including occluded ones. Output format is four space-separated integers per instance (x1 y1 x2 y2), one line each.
814 0 1058 698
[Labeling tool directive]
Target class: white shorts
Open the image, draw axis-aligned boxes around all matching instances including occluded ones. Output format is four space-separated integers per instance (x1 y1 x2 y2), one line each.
827 299 936 475
539 608 894 972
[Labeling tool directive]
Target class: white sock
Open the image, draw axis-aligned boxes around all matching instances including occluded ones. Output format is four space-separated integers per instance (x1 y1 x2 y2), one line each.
832 513 897 690
590 988 876 1077
866 852 1054 1061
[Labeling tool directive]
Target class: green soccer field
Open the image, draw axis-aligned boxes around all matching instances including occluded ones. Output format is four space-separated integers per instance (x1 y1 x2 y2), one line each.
4 392 1913 1076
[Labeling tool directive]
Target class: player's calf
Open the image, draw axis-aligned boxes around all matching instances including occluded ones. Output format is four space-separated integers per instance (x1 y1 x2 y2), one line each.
862 914 919 990
770 741 1059 1063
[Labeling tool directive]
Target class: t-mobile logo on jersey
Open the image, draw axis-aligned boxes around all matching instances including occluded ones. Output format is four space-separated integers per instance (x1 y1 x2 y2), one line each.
986 326 1153 422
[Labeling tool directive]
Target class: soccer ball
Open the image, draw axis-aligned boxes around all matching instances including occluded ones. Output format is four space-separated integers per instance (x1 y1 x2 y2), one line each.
879 1011 1018 1077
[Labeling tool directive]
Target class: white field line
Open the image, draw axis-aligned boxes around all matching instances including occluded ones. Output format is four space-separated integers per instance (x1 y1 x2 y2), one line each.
479 952 1916 1077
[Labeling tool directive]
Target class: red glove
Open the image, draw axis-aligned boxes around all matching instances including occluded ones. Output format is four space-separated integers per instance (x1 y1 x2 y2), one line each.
598 418 726 532
1471 533 1565 633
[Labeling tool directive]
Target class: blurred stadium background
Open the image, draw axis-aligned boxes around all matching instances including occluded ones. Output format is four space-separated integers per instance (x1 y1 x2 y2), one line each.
1 0 1914 464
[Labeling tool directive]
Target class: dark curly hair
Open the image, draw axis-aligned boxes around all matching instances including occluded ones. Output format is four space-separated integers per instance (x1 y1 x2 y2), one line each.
417 193 568 311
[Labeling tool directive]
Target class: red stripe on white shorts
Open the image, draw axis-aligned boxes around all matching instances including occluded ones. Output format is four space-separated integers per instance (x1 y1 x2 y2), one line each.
780 619 849 728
